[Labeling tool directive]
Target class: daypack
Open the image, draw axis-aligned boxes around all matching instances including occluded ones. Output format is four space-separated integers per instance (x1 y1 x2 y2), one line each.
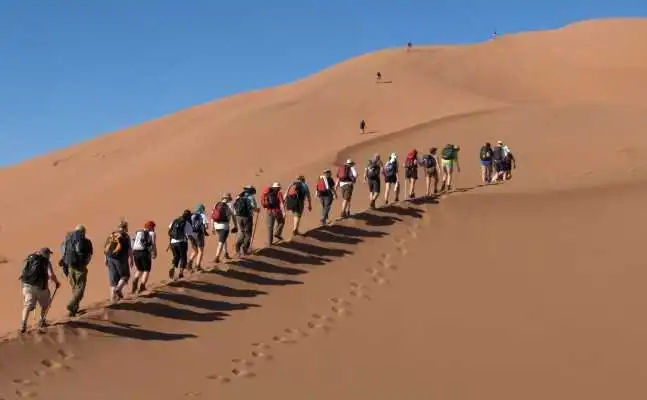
492 146 504 161
405 152 416 168
384 161 396 177
62 231 91 266
261 187 279 209
337 165 352 182
441 145 456 160
233 196 251 218
104 231 125 258
285 183 301 210
168 218 186 241
133 229 152 251
366 161 380 179
191 212 206 233
210 202 228 223
422 154 436 169
316 176 328 194
480 146 492 161
20 253 47 286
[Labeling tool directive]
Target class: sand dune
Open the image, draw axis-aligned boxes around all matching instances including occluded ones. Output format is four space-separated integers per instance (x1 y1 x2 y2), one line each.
2 17 647 399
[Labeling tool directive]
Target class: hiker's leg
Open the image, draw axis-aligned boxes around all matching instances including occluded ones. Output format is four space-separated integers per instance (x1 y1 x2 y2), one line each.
37 288 51 324
68 268 87 314
324 195 333 222
275 213 285 238
107 259 120 300
384 182 391 203
266 212 275 245
21 285 36 330
178 241 188 276
195 235 205 268
242 217 253 252
235 217 244 253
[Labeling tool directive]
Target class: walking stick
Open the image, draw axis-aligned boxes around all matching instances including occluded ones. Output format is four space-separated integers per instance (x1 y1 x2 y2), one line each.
42 285 59 321
250 212 260 251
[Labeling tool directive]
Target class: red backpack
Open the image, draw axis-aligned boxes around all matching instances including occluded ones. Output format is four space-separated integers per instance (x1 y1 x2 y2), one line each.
405 151 417 168
211 202 227 222
316 176 327 193
337 165 352 181
261 187 279 209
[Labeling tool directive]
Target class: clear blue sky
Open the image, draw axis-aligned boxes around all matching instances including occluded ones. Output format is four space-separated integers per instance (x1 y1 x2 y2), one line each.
1 0 645 166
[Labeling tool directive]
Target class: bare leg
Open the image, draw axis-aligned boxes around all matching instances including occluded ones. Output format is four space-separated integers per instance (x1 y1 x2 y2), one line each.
384 183 391 203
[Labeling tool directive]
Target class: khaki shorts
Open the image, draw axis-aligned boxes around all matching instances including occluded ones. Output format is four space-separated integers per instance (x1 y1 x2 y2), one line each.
341 184 354 201
22 284 51 311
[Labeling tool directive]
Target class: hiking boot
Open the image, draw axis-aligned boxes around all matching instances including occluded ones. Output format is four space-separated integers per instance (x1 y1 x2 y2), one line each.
139 284 147 293
214 257 220 264
38 320 48 329
19 324 27 334
177 272 184 280
274 235 284 241
168 268 175 280
115 288 124 300
67 306 77 318
224 253 231 260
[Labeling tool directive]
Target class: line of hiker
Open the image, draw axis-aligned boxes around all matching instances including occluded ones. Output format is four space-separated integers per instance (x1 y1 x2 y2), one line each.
17 141 516 334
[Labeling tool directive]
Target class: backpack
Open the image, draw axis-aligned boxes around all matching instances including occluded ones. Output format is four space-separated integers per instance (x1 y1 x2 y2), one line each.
20 253 47 286
191 212 206 233
210 203 228 223
233 196 251 218
133 229 152 251
422 154 436 170
168 218 186 241
261 187 279 209
337 165 352 182
104 231 125 258
441 145 456 160
285 183 301 210
405 152 416 168
366 161 379 179
480 146 492 161
316 176 328 194
492 146 504 161
384 161 396 177
62 231 90 266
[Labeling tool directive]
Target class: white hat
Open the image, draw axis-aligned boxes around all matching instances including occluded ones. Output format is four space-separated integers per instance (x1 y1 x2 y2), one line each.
497 140 504 145
345 159 354 165
271 182 281 188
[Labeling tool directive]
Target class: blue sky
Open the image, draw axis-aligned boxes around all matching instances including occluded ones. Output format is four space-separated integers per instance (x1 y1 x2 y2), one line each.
0 0 645 166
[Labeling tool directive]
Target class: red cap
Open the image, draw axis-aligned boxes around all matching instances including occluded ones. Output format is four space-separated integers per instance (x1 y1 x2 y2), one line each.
144 221 156 230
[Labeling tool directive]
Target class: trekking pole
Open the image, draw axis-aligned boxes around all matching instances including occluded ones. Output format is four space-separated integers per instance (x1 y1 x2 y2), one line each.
250 212 260 251
42 285 59 321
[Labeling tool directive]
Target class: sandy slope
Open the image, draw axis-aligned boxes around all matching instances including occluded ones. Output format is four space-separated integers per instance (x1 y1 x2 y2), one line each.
2 17 647 399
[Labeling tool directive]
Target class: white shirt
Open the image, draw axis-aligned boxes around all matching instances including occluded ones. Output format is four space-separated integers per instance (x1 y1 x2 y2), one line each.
168 219 193 244
213 202 236 230
339 166 358 187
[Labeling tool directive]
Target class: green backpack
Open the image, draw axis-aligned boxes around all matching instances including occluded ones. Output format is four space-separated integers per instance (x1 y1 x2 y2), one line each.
441 145 456 160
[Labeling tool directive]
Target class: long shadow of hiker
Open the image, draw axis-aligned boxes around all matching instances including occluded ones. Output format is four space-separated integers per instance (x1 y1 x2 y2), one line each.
66 320 197 341
110 301 229 322
150 291 260 313
168 280 268 298
277 240 352 258
254 246 331 266
352 210 403 227
229 257 310 274
210 268 304 286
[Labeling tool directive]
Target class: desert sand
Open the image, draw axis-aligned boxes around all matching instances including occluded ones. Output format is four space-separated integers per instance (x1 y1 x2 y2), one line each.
2 17 647 399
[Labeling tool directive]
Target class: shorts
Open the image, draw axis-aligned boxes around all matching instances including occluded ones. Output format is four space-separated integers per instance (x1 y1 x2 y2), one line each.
503 159 512 172
216 228 230 243
22 284 50 311
441 159 454 172
133 250 152 272
189 234 205 250
384 174 397 184
480 160 492 167
341 184 354 201
367 178 380 194
425 168 438 178
290 202 305 217
494 160 505 172
405 167 418 180
106 257 130 287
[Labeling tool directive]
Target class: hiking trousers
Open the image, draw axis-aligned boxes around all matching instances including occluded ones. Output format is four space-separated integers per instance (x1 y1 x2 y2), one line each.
235 216 253 253
170 241 189 269
266 211 285 245
67 266 88 314
319 194 333 223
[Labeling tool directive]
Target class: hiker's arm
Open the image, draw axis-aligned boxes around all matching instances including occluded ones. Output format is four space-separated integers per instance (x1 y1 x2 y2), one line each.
47 262 61 287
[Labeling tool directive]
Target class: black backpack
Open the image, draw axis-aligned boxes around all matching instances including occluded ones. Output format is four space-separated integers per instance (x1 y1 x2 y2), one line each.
63 231 92 266
191 213 205 234
168 218 186 241
233 196 251 218
20 253 47 286
492 146 504 161
134 229 152 250
480 146 492 161
366 161 379 179
422 154 436 169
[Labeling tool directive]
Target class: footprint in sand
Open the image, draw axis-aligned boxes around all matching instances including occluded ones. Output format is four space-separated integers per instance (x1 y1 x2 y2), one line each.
329 297 352 308
12 379 36 387
376 254 398 271
272 334 297 345
406 227 418 239
14 389 37 398
349 281 371 300
230 359 256 379
206 374 231 384
41 359 69 371
57 349 74 360
184 391 202 397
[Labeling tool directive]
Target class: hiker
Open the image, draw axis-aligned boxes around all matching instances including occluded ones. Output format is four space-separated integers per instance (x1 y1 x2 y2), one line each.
364 153 383 208
383 152 400 204
491 141 506 183
188 204 209 271
131 221 157 294
336 159 358 218
440 144 461 192
234 185 259 256
376 72 382 80
212 193 238 263
421 147 440 196
315 168 338 225
19 248 61 333
404 149 420 199
407 41 412 51
360 120 366 134
479 142 494 185
285 175 313 236
104 220 133 302
167 210 193 280
261 182 286 245
59 224 93 317
503 149 517 180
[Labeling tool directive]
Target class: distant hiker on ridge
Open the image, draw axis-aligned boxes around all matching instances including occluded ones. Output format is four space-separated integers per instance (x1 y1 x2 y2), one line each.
407 41 412 51
59 224 93 317
376 72 382 81
360 119 366 134
315 168 337 225
19 247 61 333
